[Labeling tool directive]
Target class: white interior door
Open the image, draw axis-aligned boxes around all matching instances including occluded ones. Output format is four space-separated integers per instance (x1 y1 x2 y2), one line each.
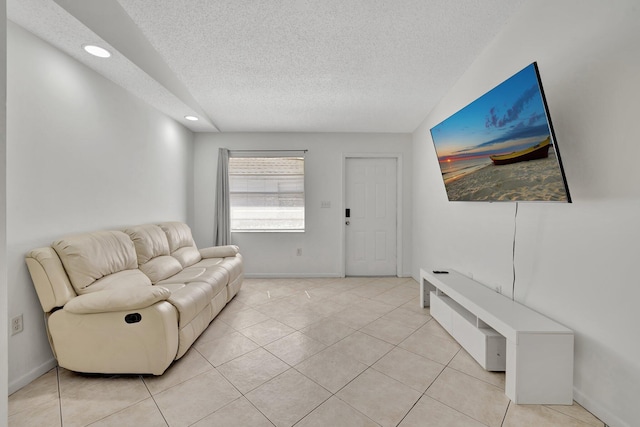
345 157 397 276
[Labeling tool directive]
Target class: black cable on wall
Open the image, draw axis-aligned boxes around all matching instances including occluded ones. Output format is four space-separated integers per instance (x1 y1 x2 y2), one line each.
512 202 519 301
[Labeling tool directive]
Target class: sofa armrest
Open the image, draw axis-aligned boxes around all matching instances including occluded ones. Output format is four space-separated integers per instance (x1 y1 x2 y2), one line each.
63 287 171 314
199 245 239 259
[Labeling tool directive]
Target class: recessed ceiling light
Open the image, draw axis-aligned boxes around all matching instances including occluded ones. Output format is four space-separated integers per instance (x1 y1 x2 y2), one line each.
184 115 199 121
82 44 111 58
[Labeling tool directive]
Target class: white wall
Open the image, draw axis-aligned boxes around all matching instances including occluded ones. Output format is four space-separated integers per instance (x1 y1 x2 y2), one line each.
6 22 194 393
412 1 640 426
1 0 8 424
193 133 412 277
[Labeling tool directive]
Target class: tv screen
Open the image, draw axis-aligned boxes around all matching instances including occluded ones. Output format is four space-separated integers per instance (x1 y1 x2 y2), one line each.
430 63 571 202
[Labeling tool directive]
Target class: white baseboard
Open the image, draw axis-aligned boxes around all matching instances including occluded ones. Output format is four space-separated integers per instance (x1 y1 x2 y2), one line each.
244 273 343 279
9 358 57 395
573 387 625 427
244 273 415 279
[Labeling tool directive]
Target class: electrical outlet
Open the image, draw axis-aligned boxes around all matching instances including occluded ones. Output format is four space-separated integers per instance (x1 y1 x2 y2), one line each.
11 314 23 336
296 248 302 256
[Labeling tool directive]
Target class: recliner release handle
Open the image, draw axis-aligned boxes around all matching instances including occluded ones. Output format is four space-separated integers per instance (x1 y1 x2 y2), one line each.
125 313 142 324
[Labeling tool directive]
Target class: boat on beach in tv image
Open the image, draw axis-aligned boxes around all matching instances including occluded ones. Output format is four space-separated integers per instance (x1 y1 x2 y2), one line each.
430 62 571 202
489 136 550 165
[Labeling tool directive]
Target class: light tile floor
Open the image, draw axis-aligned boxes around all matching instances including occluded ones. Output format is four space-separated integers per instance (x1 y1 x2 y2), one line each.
9 277 605 427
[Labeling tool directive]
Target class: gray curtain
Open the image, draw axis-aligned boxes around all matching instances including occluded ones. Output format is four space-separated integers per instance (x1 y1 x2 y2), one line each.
213 148 231 246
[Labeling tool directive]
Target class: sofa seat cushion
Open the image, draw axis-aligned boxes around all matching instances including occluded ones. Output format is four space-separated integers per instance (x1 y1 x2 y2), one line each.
192 258 224 268
154 264 228 329
155 265 229 288
154 283 186 293
164 281 225 328
53 231 138 294
193 256 243 284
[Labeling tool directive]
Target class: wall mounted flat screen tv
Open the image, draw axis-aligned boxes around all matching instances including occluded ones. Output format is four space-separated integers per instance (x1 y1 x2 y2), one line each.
430 62 571 202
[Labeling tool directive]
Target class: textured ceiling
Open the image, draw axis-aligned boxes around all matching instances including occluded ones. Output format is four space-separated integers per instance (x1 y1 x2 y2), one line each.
8 0 526 133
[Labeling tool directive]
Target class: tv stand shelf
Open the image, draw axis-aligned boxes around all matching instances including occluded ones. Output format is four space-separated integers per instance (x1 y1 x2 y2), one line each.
420 269 573 404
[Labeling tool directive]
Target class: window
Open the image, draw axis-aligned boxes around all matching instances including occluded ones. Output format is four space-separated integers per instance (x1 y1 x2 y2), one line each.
228 151 305 232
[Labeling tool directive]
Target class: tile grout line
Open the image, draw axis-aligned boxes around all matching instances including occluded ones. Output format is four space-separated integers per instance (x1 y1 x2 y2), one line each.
286 317 420 427
420 347 499 427
141 375 170 427
543 404 605 427
212 279 410 426
63 279 423 426
445 364 505 390
289 357 381 426
240 396 277 427
26 278 605 427
56 366 63 427
501 400 511 426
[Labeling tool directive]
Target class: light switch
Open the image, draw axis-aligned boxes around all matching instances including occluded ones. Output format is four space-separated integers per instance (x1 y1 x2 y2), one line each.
321 201 331 208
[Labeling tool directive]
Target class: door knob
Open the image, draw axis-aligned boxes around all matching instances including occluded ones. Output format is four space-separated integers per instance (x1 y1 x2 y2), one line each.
345 221 350 225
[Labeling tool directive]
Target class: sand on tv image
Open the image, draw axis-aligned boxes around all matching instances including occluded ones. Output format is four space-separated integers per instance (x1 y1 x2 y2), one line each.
429 62 571 202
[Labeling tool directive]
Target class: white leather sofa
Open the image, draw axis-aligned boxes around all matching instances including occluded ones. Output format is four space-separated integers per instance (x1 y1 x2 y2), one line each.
25 222 243 375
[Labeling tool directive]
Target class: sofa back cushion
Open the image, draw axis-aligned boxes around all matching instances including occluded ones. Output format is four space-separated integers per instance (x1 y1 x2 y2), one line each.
158 222 202 268
124 224 183 283
26 247 78 312
52 230 139 294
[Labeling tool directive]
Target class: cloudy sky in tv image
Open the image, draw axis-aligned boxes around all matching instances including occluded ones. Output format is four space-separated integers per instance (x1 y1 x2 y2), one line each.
430 63 551 164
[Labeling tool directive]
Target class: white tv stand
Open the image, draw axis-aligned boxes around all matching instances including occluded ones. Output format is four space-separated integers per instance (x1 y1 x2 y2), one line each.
420 269 573 404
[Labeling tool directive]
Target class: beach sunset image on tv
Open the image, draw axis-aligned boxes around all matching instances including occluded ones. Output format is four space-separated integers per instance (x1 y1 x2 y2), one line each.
430 63 571 202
